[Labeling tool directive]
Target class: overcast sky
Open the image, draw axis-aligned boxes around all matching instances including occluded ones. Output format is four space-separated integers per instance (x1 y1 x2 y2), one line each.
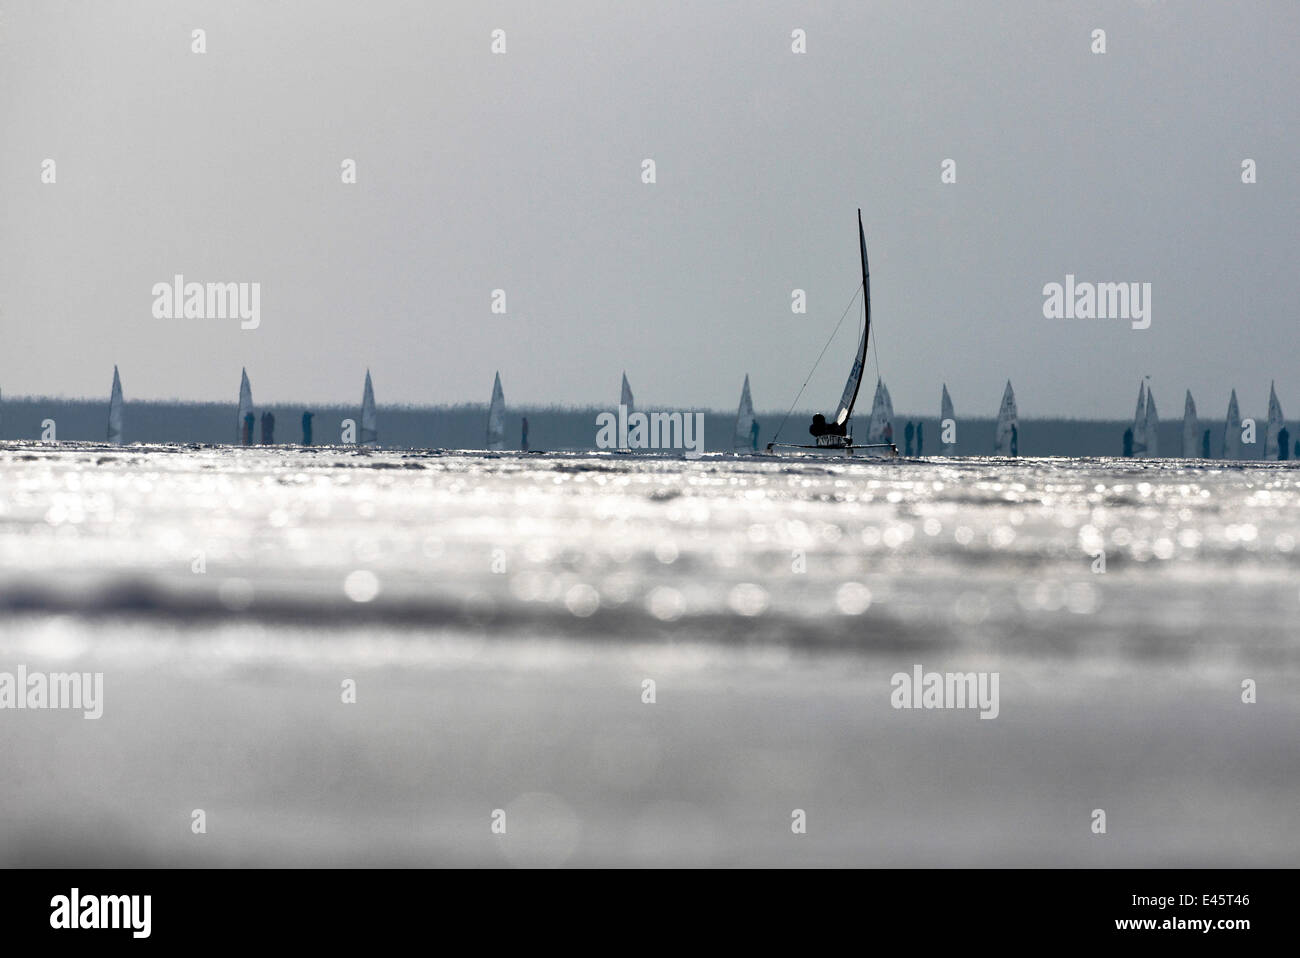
2 1 1297 418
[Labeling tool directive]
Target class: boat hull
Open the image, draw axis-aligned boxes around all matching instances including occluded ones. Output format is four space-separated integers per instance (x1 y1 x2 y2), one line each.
766 441 898 458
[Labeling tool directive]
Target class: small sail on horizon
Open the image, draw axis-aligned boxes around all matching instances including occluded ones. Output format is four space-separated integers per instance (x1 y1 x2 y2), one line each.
1182 390 1199 457
733 374 757 452
621 372 635 415
994 380 1019 456
1266 381 1285 460
1223 389 1242 460
237 368 254 445
1143 386 1159 456
360 370 378 446
940 384 955 453
1131 381 1147 454
866 379 894 444
487 372 506 451
107 366 124 445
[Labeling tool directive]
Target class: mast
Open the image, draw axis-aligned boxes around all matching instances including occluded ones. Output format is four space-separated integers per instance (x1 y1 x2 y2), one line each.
852 209 870 413
833 210 871 427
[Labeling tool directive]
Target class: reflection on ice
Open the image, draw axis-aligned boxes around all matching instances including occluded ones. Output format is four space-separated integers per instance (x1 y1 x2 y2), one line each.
1 443 1299 670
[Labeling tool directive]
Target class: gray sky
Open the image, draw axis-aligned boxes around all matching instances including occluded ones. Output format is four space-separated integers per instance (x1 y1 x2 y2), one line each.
2 0 1297 418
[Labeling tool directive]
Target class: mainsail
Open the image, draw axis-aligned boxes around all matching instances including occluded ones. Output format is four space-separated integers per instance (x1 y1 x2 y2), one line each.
1132 381 1147 454
1182 390 1199 457
832 210 872 428
994 380 1018 456
734 374 757 452
360 370 377 445
237 368 254 445
487 371 506 450
1223 389 1242 460
940 383 955 453
866 379 894 444
1266 381 1285 460
1143 386 1159 456
107 366 124 445
621 372 634 415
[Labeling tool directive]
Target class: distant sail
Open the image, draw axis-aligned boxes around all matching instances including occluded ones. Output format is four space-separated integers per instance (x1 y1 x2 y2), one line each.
487 372 506 450
1132 381 1147 454
866 379 894 444
360 370 377 446
1223 389 1242 460
107 366 124 445
1143 386 1159 456
1182 391 1199 457
621 372 635 415
734 374 757 452
994 380 1018 456
940 383 955 452
1266 381 1285 460
237 368 254 445
832 210 872 427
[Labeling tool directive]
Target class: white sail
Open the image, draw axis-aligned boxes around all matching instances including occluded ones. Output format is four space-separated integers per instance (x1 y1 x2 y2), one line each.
107 366 124 445
994 380 1019 456
1131 381 1147 454
1223 389 1242 460
360 370 378 446
834 326 867 427
866 379 894 444
1143 386 1159 457
487 371 506 450
940 383 955 453
1182 390 1199 457
621 372 634 415
237 368 254 444
733 374 757 452
1265 381 1285 461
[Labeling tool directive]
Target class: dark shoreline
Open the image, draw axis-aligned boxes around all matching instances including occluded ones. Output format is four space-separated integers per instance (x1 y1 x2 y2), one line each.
0 398 1277 457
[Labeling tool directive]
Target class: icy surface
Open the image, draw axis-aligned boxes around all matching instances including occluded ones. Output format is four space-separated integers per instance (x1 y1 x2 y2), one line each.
1 443 1297 865
2 443 1298 666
